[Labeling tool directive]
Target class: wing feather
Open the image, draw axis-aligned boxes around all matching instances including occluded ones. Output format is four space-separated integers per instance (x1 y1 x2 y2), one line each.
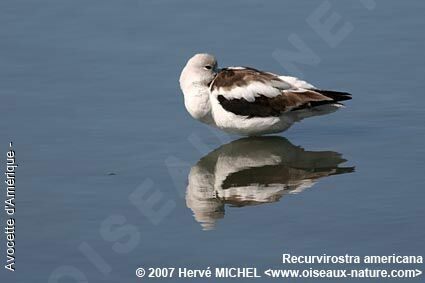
211 67 351 118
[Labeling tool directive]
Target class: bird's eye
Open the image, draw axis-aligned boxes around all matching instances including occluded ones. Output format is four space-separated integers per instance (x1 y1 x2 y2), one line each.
204 65 212 70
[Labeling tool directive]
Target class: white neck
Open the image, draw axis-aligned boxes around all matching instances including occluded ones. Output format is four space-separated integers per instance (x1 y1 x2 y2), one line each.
181 82 214 125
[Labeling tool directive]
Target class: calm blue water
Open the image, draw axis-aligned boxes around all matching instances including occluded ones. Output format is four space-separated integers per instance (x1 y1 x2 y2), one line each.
1 1 424 282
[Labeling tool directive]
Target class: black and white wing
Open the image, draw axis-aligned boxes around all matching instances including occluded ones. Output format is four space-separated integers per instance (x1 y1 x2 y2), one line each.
210 67 351 118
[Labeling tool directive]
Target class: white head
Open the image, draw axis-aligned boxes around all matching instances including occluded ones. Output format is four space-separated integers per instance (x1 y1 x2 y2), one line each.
179 53 218 123
179 53 218 91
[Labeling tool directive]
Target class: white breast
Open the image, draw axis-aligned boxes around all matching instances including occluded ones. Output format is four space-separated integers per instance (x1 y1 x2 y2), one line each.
182 84 214 125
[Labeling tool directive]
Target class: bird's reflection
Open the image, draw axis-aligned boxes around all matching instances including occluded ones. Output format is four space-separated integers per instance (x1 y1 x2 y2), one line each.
186 137 354 230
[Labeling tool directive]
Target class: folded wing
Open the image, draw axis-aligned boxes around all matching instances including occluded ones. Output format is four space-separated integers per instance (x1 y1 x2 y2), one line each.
210 67 351 118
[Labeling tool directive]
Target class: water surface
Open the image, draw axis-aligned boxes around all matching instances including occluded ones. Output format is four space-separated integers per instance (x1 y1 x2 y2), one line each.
1 1 424 282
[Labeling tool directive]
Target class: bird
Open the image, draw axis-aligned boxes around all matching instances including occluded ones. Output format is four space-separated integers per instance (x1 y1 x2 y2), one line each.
179 53 352 136
186 136 354 230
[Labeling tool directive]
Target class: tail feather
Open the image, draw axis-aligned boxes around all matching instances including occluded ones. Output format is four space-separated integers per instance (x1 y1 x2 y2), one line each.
290 89 351 116
314 90 352 102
